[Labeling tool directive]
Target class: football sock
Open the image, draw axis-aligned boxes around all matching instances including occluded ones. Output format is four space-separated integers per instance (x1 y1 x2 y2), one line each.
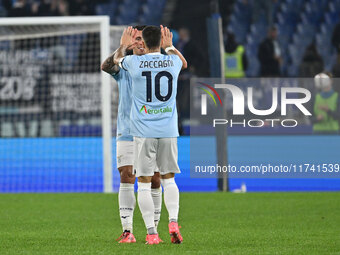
151 187 162 229
147 227 157 235
161 178 179 223
118 183 135 232
137 182 156 232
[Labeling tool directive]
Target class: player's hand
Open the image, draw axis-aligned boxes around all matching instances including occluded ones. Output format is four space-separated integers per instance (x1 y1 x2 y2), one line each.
161 25 173 49
317 115 324 121
126 43 137 51
319 105 330 112
120 26 138 49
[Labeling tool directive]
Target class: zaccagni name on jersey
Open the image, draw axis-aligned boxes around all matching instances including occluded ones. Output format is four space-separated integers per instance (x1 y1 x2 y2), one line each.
139 59 174 68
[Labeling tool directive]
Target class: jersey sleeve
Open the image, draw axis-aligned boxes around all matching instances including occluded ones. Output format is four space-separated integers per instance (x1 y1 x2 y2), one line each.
119 55 133 71
171 55 183 72
111 68 121 81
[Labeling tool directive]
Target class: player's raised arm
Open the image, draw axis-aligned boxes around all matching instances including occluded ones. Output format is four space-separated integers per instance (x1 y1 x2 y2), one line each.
101 27 138 74
100 49 120 75
161 25 188 70
113 26 138 66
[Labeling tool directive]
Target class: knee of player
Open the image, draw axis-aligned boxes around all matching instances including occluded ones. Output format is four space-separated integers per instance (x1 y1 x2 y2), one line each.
151 173 161 189
161 173 175 179
119 166 135 183
137 176 152 183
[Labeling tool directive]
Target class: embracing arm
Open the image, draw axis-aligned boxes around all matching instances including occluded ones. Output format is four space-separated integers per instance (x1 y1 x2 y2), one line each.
113 45 129 66
101 50 120 75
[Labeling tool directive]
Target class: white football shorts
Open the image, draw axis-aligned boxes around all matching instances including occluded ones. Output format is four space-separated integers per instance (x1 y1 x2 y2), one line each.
133 137 180 177
116 141 134 168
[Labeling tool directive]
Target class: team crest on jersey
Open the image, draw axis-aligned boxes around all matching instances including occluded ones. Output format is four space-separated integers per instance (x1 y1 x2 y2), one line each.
117 155 122 163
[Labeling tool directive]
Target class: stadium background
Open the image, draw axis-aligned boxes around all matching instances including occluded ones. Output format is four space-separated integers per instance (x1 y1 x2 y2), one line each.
0 0 340 193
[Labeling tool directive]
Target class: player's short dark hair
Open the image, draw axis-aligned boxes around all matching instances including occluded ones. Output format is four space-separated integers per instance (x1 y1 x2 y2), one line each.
133 25 146 31
142 26 161 50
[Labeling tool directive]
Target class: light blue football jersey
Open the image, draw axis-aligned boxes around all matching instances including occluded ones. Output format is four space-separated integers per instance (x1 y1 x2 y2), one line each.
112 68 133 141
120 53 182 138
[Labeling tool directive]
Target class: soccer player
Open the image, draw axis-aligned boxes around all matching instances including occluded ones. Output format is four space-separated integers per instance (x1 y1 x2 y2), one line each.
101 25 162 243
114 25 187 244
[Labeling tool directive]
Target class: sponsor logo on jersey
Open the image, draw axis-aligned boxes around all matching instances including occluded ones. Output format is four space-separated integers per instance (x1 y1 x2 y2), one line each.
139 105 172 114
140 105 147 113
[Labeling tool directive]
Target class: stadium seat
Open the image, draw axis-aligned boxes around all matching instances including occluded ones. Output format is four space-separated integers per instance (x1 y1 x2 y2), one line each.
0 4 5 17
296 23 316 39
234 0 252 15
325 11 340 25
276 12 297 29
136 0 165 25
326 54 337 72
303 3 323 25
230 23 248 44
97 0 165 25
95 1 118 21
245 37 258 56
250 23 267 42
329 0 340 11
286 64 299 77
278 36 289 55
122 0 139 6
118 5 139 22
284 0 305 11
316 33 331 48
288 44 305 66
272 0 281 18
138 5 159 25
232 0 252 24
145 0 165 9
277 22 294 38
309 0 329 11
245 56 260 77
280 2 300 22
292 35 311 49
229 12 250 28
228 0 339 77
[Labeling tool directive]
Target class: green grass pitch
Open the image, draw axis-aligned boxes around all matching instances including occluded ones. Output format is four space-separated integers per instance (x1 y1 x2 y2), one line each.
0 192 339 254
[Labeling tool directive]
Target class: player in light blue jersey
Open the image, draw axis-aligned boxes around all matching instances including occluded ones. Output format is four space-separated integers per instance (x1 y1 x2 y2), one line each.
120 45 182 139
114 25 187 244
101 26 162 244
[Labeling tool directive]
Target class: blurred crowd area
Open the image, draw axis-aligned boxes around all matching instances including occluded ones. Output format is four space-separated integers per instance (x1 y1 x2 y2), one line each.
224 0 340 78
2 0 340 79
170 0 340 79
0 0 166 24
0 0 98 17
0 0 340 136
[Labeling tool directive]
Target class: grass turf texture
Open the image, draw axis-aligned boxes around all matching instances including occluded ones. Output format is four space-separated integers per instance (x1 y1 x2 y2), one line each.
0 193 339 255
